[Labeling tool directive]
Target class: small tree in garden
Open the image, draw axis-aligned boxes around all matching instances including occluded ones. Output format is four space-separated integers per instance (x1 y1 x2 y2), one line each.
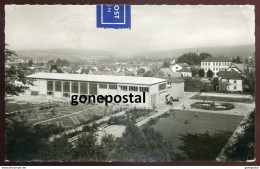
199 69 205 77
207 69 214 78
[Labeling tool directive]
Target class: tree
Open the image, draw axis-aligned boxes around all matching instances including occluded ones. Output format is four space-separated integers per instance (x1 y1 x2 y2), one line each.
199 53 212 60
5 44 33 96
50 64 63 73
191 68 198 77
72 133 104 161
36 136 74 161
162 61 170 68
232 56 242 64
243 69 255 96
207 69 214 78
225 111 255 161
198 69 205 77
99 134 116 161
56 59 70 67
6 118 43 161
177 53 212 66
211 78 219 91
137 68 145 74
5 43 16 62
28 60 33 67
113 124 175 162
143 71 154 77
184 77 202 92
47 60 55 66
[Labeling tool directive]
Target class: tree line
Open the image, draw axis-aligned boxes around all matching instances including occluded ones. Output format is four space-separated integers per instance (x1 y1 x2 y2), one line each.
6 117 176 162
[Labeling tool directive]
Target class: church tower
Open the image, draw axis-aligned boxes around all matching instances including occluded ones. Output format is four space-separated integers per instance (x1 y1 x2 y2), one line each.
197 46 200 56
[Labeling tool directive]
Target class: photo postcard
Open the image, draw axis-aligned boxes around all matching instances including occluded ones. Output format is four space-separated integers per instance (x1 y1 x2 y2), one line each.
4 4 255 162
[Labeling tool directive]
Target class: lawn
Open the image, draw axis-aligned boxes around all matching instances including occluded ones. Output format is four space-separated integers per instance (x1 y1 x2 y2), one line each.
5 102 42 113
151 110 244 161
190 95 253 103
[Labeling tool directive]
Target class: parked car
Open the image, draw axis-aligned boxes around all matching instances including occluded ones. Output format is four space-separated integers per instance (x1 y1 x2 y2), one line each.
170 97 179 102
165 100 173 105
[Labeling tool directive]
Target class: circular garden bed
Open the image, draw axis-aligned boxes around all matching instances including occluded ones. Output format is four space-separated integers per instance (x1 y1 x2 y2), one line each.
190 102 234 111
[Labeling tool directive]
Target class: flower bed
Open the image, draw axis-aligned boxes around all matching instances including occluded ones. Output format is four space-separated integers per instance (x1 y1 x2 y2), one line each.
190 102 234 111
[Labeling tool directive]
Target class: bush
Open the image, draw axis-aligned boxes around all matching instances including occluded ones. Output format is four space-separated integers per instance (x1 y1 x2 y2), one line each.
125 108 151 121
108 115 128 125
191 95 254 103
147 118 159 126
5 103 36 113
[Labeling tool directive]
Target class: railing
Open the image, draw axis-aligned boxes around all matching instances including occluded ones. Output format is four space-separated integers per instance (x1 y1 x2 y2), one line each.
135 116 145 123
97 123 108 131
68 134 82 143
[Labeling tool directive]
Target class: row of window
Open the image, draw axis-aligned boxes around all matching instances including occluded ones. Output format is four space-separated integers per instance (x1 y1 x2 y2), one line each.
227 86 237 90
47 81 150 94
47 81 96 95
227 80 237 83
99 83 149 92
202 62 231 66
204 67 226 71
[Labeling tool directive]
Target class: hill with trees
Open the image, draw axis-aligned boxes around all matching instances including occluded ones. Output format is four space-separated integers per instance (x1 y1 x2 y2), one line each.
134 44 254 59
177 53 212 66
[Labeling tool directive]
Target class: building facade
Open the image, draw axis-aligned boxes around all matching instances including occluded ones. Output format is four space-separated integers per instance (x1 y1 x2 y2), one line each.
27 73 167 108
154 68 181 78
170 63 190 72
218 71 243 92
153 68 185 98
165 77 185 98
226 64 247 76
201 57 232 77
179 68 192 77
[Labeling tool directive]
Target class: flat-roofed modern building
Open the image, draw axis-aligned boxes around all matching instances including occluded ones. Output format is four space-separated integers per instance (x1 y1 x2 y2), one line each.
26 73 167 108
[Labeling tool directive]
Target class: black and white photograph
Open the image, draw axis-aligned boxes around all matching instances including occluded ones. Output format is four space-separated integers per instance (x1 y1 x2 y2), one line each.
4 5 255 162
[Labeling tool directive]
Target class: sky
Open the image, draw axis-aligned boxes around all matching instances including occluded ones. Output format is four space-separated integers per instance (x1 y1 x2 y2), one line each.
5 5 255 56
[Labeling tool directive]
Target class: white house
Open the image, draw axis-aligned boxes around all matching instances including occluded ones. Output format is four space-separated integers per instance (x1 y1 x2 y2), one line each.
170 63 190 72
218 71 243 92
201 57 232 77
179 68 192 77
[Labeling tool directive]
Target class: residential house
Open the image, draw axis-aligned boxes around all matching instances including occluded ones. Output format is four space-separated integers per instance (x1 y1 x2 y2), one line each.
154 68 182 78
178 68 192 77
170 63 190 72
218 71 243 92
153 68 184 98
226 63 247 76
81 68 93 75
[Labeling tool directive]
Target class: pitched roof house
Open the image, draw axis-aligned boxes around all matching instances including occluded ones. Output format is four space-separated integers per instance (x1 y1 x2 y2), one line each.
153 68 182 78
170 63 190 72
218 70 243 92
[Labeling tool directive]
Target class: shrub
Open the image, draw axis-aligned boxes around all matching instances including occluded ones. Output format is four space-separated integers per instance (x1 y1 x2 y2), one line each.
147 118 159 126
108 115 128 125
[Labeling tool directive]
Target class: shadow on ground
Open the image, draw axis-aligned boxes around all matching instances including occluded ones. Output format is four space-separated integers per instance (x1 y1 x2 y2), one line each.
176 130 233 161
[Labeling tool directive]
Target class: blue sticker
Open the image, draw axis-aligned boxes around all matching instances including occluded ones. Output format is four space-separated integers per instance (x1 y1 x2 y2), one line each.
97 4 131 29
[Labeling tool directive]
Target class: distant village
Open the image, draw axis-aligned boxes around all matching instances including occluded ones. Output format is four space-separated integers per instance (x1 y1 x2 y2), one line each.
6 49 255 96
